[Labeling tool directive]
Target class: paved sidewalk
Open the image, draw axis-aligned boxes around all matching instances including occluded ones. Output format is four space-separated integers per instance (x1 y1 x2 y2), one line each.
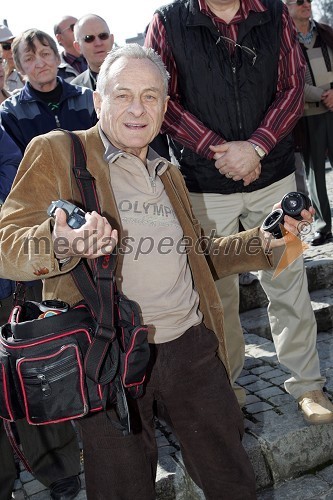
9 165 333 499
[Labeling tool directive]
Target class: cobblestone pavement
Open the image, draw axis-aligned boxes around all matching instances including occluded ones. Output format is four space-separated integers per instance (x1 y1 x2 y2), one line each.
9 165 333 499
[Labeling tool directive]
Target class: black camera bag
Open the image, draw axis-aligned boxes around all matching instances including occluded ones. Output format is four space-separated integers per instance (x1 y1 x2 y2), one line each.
0 301 99 424
0 131 150 434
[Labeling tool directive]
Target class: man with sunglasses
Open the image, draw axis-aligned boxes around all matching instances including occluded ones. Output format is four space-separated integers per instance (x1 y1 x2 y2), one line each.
286 0 333 247
54 15 87 83
145 0 333 425
71 14 114 91
0 25 24 92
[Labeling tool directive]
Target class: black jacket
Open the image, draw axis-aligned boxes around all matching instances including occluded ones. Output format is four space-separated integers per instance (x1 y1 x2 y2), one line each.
157 0 296 194
315 21 333 51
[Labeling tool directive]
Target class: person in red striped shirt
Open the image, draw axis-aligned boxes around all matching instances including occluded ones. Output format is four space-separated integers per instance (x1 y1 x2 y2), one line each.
145 0 333 424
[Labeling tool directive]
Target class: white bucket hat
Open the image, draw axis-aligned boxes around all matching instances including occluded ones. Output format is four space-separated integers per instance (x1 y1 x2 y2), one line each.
0 25 15 43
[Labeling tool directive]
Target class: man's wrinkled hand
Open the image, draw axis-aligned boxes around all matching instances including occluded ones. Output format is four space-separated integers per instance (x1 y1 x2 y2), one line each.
322 89 333 111
210 141 261 184
52 208 118 260
242 164 262 186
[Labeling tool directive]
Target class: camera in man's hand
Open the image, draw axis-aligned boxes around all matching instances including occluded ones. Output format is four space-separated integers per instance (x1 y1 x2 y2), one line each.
47 199 87 229
262 192 311 239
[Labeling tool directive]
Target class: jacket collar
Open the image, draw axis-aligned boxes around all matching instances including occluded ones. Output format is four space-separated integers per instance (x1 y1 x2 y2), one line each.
314 20 333 50
73 69 95 90
18 77 81 104
97 123 169 174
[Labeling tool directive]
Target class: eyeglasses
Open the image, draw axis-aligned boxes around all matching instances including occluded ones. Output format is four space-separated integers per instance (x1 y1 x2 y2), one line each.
83 32 110 44
288 0 312 5
217 35 257 66
1 43 12 51
61 24 75 34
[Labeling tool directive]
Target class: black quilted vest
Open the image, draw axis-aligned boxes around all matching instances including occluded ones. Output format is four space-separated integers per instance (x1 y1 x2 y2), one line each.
158 0 296 193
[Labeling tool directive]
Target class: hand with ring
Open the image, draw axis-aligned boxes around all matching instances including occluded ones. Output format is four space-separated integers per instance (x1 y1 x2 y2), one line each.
226 172 233 179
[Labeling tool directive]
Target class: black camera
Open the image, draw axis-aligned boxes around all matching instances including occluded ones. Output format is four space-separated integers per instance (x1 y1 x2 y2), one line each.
47 199 87 229
262 191 311 239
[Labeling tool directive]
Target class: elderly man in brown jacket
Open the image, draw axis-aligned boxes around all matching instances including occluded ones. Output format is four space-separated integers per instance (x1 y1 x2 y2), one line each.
0 44 312 500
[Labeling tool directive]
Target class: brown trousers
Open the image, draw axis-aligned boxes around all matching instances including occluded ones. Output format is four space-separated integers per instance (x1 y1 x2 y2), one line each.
78 323 256 500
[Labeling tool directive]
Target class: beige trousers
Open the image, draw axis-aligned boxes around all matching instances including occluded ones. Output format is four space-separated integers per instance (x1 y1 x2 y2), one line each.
190 173 325 399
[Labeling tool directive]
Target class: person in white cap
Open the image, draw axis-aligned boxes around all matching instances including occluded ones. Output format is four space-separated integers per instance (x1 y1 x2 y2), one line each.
0 24 24 92
0 56 11 104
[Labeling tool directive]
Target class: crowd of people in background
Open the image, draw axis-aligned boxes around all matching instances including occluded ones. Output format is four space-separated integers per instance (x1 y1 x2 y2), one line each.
0 2 332 499
0 15 112 500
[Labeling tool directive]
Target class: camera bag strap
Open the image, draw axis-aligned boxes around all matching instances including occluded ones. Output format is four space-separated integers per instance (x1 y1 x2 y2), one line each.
3 420 33 474
63 130 130 433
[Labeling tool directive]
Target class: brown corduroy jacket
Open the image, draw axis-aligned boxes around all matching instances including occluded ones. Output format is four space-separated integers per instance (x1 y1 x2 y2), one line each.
0 125 273 371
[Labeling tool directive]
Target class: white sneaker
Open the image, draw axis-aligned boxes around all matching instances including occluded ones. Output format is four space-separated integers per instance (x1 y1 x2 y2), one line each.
298 390 333 424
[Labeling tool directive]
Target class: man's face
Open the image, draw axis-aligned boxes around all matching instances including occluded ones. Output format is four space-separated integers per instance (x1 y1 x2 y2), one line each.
74 18 114 73
287 0 312 23
94 57 169 162
0 39 14 69
56 17 79 56
17 39 60 90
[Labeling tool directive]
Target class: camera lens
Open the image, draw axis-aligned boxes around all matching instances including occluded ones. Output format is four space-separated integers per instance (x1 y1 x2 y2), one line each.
262 208 285 239
39 300 69 313
281 192 310 220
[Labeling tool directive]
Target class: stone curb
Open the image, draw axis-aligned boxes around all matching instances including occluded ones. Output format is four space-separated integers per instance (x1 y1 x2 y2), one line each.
240 255 333 314
240 285 333 339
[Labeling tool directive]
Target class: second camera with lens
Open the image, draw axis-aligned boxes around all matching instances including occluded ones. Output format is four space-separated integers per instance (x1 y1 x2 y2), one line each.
262 191 311 239
281 192 310 220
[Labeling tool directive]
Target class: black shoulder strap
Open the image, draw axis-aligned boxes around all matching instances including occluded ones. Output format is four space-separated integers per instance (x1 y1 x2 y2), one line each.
57 130 119 382
63 130 130 433
65 130 101 213
63 131 132 435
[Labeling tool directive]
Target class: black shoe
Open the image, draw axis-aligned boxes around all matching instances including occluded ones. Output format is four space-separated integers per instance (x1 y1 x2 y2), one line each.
311 232 332 246
49 475 81 500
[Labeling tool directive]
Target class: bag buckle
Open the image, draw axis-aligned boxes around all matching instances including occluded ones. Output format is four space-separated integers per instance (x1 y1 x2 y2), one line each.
95 324 116 342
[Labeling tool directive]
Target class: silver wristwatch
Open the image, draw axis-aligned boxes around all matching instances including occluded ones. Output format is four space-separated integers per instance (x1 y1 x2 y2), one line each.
250 142 266 160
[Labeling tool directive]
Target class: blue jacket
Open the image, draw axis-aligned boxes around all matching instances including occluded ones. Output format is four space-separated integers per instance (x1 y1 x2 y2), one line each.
0 126 22 299
0 125 21 202
0 77 97 153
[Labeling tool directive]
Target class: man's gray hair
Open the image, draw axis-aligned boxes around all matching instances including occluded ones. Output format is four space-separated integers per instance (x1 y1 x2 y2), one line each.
96 44 170 98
